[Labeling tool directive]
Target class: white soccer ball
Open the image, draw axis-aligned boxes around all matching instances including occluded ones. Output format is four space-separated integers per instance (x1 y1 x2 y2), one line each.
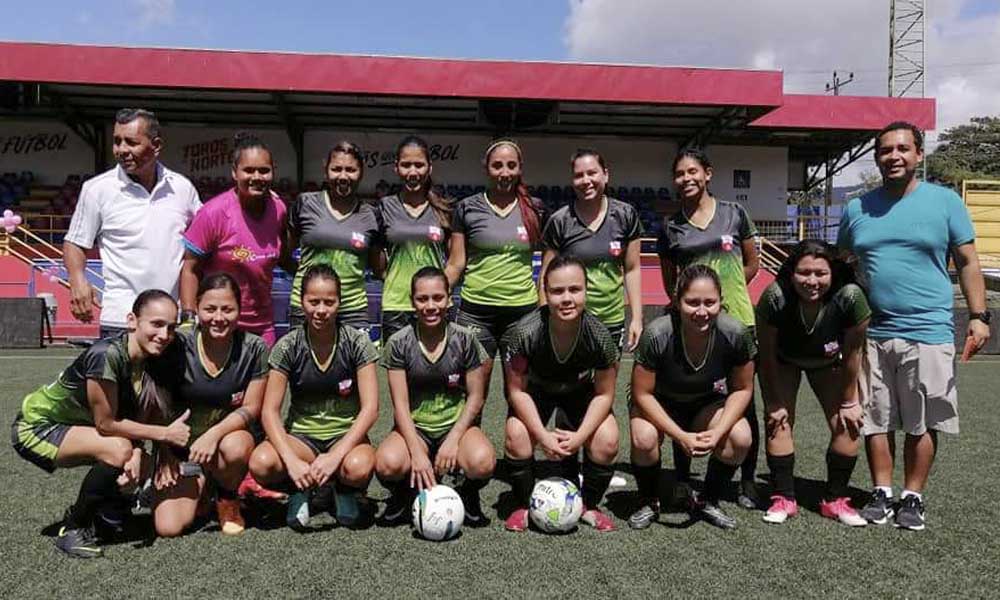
529 477 583 533
412 484 465 541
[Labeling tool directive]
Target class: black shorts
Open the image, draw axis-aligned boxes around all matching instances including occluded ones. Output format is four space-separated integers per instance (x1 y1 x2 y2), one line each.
10 412 71 473
510 386 596 432
380 310 415 344
291 432 343 456
606 322 625 356
456 300 535 357
665 400 725 431
416 428 447 458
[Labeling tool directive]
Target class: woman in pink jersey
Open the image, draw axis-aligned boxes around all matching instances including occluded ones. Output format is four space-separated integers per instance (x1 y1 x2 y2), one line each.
180 132 293 347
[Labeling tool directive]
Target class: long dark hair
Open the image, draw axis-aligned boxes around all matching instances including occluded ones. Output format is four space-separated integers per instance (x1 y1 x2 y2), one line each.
543 254 587 289
396 136 452 230
672 146 712 174
410 265 450 299
326 141 365 178
231 131 273 169
302 264 342 298
674 264 721 300
197 272 242 311
484 139 541 245
776 239 860 302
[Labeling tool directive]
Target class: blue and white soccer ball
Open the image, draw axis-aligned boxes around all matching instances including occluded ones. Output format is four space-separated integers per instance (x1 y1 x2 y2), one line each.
412 484 465 541
529 477 583 533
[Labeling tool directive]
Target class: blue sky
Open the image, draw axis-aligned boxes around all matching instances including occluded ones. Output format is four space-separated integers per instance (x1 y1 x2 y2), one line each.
0 0 570 61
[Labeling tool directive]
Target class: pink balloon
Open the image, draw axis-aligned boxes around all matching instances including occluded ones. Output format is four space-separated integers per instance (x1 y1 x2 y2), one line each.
4 224 15 233
48 275 58 283
11 215 21 226
2 209 12 218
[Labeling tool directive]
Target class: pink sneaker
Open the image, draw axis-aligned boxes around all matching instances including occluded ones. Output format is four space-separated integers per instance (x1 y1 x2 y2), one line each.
505 508 529 532
762 495 799 524
237 473 287 501
820 497 867 527
580 508 616 532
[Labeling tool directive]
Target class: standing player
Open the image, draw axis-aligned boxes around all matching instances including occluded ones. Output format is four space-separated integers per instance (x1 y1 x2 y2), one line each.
756 241 869 526
375 267 495 526
839 121 990 530
502 255 620 532
287 142 379 332
248 265 379 530
151 274 268 538
373 136 452 342
629 265 755 530
446 139 543 397
657 147 761 508
11 290 190 557
64 108 201 337
540 149 644 351
180 133 292 347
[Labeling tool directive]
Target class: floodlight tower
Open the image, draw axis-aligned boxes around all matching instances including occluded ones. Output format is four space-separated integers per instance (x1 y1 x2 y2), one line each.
889 0 925 98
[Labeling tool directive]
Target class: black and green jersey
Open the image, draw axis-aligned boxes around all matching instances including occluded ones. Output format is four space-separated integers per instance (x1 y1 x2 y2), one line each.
657 200 758 327
452 192 537 307
290 191 379 313
269 325 379 440
376 195 448 312
542 198 642 326
380 323 486 437
756 282 871 370
501 306 619 396
20 334 147 426
634 312 756 408
172 329 269 440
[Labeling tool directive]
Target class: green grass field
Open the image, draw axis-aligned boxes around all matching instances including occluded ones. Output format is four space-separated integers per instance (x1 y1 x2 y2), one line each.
2 348 999 599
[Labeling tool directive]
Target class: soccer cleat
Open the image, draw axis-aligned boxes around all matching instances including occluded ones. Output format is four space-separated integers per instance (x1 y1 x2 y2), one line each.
504 508 529 532
691 494 737 530
894 495 926 531
379 490 413 526
627 501 660 530
580 508 616 532
737 480 760 510
820 497 867 527
216 497 246 536
237 473 287 501
608 474 628 490
53 526 103 559
94 498 129 541
762 495 799 524
460 490 490 528
285 491 311 532
859 488 895 525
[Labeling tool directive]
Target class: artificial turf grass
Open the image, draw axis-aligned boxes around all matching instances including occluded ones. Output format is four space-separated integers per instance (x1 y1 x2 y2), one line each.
1 350 999 598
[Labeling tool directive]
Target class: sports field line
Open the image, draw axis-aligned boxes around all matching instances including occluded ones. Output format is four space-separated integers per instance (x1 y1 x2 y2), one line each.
0 355 81 360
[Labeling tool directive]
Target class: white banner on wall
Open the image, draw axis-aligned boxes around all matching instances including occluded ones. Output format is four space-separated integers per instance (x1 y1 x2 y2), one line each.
157 126 297 185
0 121 94 184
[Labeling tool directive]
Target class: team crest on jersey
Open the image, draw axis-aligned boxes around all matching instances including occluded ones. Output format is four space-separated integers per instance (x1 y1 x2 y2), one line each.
505 351 528 374
231 245 257 263
720 235 735 252
350 232 368 249
516 226 529 243
823 341 841 357
338 379 354 396
447 373 461 388
230 391 245 407
713 378 728 395
609 241 622 257
428 226 443 242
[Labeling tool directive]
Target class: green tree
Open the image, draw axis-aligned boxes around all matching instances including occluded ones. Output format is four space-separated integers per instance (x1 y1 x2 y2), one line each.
927 116 1000 186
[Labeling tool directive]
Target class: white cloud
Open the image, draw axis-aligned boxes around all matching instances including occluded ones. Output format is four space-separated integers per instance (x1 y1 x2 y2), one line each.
564 0 1000 183
134 0 176 28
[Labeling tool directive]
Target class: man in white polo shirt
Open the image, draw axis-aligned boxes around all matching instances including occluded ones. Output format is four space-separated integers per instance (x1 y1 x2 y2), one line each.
64 108 201 337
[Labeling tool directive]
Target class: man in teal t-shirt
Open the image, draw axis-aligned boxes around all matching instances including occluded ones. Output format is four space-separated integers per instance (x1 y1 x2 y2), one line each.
837 121 990 531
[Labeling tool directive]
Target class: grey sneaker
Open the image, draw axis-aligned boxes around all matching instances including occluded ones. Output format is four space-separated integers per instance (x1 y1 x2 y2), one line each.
53 525 103 559
627 502 660 530
737 480 760 510
699 502 738 530
859 489 895 525
894 495 926 531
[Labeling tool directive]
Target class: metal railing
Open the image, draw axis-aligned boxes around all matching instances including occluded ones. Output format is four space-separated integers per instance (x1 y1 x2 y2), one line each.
0 223 104 304
756 215 840 244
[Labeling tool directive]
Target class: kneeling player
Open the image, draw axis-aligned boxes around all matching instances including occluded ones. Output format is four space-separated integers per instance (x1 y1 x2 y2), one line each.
152 274 268 538
629 265 755 530
757 240 869 526
11 290 189 557
375 267 495 526
248 265 379 529
502 255 620 532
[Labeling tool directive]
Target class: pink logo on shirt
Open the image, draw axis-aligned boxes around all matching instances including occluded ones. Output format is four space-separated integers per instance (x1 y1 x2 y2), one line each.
713 378 728 395
428 226 443 242
231 245 257 263
230 391 245 407
350 232 368 249
720 235 734 252
609 241 622 257
824 341 841 357
516 226 529 243
447 373 461 388
338 379 354 396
